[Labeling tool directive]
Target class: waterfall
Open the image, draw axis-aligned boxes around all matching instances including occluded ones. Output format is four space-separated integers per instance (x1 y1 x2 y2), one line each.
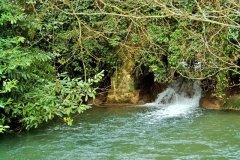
145 78 202 117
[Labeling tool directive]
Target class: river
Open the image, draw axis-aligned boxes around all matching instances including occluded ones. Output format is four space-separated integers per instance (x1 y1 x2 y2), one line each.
1 106 240 160
1 79 240 159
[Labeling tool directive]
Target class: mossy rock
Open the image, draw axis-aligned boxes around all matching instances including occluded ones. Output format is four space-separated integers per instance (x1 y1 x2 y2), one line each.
107 49 139 104
200 94 240 110
222 95 240 109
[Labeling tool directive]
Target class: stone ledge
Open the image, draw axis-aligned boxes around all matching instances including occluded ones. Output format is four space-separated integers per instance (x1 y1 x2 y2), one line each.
200 95 240 111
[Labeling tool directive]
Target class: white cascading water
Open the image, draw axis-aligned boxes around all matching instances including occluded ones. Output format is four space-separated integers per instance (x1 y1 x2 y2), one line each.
144 78 202 118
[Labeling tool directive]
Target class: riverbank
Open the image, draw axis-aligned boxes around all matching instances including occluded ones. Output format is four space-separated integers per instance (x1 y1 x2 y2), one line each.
200 94 240 111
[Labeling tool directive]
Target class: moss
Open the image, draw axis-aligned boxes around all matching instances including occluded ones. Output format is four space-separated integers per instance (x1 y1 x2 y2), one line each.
107 50 138 103
222 96 240 108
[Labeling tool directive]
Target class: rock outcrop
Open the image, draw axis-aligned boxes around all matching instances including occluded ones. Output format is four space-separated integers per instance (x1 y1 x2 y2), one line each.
106 50 139 104
200 94 240 110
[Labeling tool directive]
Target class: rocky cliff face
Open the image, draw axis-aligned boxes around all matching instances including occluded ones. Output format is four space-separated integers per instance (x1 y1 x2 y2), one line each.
106 50 139 104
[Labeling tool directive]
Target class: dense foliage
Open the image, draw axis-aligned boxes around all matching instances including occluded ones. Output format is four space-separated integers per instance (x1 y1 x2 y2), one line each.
39 0 239 91
0 0 104 133
0 0 239 132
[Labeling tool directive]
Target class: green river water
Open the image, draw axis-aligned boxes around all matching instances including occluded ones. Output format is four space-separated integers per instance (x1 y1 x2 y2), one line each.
1 106 240 160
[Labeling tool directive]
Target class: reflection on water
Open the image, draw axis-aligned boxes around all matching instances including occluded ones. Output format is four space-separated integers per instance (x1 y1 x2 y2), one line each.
1 106 240 160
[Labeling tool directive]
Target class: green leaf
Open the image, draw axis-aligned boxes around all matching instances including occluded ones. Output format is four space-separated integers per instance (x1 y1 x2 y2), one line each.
0 100 4 108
